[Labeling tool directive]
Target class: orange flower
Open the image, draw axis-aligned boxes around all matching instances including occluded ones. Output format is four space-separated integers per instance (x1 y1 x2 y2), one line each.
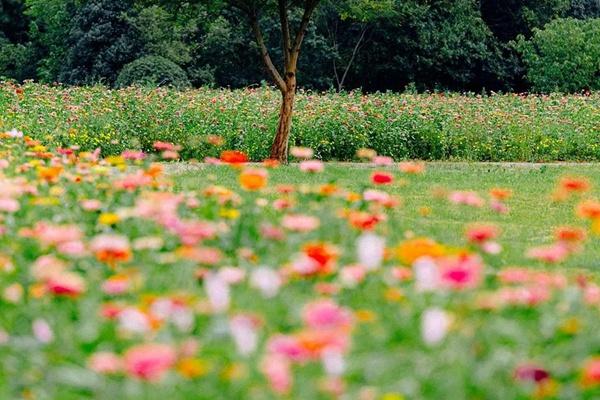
37 166 63 183
239 168 268 191
576 199 600 220
490 188 513 200
398 161 425 174
348 211 382 230
397 237 446 265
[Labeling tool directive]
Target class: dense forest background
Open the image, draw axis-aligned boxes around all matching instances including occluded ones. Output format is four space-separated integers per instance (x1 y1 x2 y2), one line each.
1 0 599 93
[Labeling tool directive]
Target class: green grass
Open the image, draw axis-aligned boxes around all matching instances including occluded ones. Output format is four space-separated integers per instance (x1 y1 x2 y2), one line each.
174 162 600 271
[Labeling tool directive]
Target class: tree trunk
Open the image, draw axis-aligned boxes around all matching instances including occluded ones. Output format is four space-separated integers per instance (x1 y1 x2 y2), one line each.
270 74 296 162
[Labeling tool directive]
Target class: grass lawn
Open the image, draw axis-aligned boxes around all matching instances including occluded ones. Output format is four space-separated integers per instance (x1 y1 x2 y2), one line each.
174 162 600 272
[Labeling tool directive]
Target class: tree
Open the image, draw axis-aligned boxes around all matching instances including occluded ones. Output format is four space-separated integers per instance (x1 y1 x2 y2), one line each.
59 0 141 85
227 0 321 161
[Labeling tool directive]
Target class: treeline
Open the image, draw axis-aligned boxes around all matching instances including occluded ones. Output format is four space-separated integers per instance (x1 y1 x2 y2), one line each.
1 0 599 93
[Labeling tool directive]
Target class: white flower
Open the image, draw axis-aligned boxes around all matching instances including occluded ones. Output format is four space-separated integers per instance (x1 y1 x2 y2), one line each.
250 267 282 298
321 347 345 376
414 257 440 292
357 233 385 270
205 273 230 313
229 315 258 356
118 307 151 334
421 307 451 346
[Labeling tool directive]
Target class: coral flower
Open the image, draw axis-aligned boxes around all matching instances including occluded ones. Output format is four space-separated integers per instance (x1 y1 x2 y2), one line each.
90 234 132 265
371 171 393 185
559 176 590 193
123 343 177 381
290 147 314 159
576 199 600 220
581 357 600 387
397 237 445 265
554 226 586 243
295 242 338 276
239 168 268 191
46 272 86 297
465 223 500 243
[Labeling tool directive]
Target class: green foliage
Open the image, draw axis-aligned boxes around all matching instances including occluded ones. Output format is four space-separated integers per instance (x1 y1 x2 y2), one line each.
0 40 35 81
59 0 141 85
517 18 600 93
116 55 191 88
2 83 599 162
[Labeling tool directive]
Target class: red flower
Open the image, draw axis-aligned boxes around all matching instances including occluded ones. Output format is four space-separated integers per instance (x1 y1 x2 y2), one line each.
220 150 248 165
371 171 393 185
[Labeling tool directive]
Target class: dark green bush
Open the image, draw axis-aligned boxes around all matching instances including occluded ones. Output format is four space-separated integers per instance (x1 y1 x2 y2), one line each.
517 18 600 93
115 56 190 89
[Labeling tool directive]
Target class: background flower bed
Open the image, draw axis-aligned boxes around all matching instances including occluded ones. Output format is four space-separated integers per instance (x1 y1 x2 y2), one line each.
1 82 599 162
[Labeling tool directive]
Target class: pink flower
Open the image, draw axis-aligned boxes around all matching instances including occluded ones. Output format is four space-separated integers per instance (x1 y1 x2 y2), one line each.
373 156 393 166
448 191 485 207
122 150 146 160
123 343 176 381
514 363 550 383
282 214 320 232
526 243 570 263
88 352 123 374
340 264 367 287
261 354 293 394
299 160 324 173
439 254 484 290
267 335 309 362
32 318 53 344
80 199 102 211
302 299 353 331
0 198 19 212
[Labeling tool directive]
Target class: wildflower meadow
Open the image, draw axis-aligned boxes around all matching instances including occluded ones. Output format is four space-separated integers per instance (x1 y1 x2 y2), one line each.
1 128 600 399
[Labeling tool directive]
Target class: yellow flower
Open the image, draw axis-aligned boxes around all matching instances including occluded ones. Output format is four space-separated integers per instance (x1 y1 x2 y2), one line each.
220 362 247 381
219 208 240 219
355 309 378 323
99 213 120 226
177 358 210 379
381 393 405 400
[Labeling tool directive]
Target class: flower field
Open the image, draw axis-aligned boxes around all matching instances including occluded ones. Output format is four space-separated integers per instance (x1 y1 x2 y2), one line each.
1 129 600 399
1 82 600 162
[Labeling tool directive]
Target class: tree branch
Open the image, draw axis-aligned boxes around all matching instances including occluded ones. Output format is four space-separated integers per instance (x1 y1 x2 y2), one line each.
279 0 292 69
289 0 320 68
249 13 287 92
